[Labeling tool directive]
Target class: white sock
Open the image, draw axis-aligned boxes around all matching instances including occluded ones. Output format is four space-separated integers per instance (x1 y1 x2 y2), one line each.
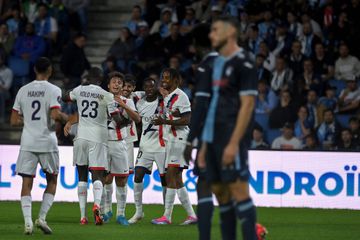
116 186 127 216
162 187 167 205
133 182 143 215
100 187 106 213
164 188 176 221
77 181 88 218
21 196 32 226
39 193 54 221
93 180 103 207
105 183 113 213
177 187 196 218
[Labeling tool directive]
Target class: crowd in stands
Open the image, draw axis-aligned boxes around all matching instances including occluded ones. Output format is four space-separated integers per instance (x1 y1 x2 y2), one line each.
0 0 359 151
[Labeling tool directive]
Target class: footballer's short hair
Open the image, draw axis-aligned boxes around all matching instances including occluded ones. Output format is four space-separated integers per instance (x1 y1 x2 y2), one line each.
34 57 52 74
214 16 240 34
161 68 181 86
124 74 136 86
108 71 125 85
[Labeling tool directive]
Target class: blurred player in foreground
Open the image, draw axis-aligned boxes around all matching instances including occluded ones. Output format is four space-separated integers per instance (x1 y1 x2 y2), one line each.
102 72 139 225
151 68 197 225
11 57 68 234
129 77 167 224
64 68 125 225
198 16 260 240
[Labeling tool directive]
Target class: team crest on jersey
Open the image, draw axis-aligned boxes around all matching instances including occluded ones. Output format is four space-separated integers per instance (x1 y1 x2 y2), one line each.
225 66 233 76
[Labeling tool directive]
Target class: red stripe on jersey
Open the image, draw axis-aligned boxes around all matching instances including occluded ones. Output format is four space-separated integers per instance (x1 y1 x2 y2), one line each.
12 109 19 112
89 167 106 171
130 122 135 136
167 164 181 168
50 105 61 109
158 100 165 147
168 95 179 137
116 126 123 140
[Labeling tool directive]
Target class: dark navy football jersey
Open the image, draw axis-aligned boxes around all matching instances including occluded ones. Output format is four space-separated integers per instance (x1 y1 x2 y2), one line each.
187 52 218 142
202 48 258 144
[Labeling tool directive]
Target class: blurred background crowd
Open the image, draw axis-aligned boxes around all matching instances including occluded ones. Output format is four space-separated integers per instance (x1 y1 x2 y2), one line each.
0 0 359 151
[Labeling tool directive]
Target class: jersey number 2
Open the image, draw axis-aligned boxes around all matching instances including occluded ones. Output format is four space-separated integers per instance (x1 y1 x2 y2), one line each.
81 100 98 118
31 100 41 120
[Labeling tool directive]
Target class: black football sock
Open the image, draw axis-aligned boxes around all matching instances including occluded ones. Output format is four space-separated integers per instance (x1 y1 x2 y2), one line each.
219 202 237 240
197 196 213 240
235 198 257 240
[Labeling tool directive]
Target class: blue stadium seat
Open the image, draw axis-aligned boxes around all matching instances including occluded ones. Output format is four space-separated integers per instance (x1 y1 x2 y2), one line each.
328 79 346 97
266 129 282 145
336 114 352 128
255 113 269 132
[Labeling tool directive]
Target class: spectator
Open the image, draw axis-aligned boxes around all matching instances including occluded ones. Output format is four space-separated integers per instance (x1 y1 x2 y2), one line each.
6 6 26 37
22 0 38 23
60 33 90 89
48 0 70 52
335 43 360 81
126 5 145 35
34 3 58 53
271 23 293 57
349 117 360 145
270 56 293 94
13 23 46 64
135 21 149 50
317 109 341 150
150 7 173 38
288 40 305 78
251 125 269 149
102 56 121 88
0 23 15 57
258 41 275 72
296 58 322 97
298 22 322 58
255 54 271 84
271 122 302 150
191 0 211 22
287 11 302 38
294 105 312 140
338 78 360 114
163 0 185 24
163 22 188 59
258 10 276 41
312 43 334 81
247 25 262 58
305 89 322 127
255 79 278 114
209 5 223 23
269 90 297 129
318 85 337 111
180 7 198 36
239 12 252 42
0 54 13 124
303 133 319 150
331 11 350 45
107 27 136 73
63 0 89 33
300 12 323 39
336 128 358 151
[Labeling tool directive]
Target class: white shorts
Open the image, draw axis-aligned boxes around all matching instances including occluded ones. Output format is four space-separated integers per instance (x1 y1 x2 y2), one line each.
126 142 135 174
16 150 59 177
73 139 108 171
135 150 166 176
108 140 129 177
165 139 188 169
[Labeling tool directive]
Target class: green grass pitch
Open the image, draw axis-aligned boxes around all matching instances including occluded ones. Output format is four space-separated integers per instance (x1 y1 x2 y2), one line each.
0 202 359 240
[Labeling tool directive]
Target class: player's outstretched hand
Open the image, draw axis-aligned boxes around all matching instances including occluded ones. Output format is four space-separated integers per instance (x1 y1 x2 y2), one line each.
63 122 72 137
222 142 238 166
114 96 126 108
183 143 193 165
